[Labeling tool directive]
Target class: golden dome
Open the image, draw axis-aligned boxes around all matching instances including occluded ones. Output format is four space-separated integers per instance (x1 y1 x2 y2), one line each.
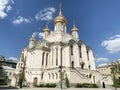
54 3 67 25
43 23 50 32
29 35 35 41
71 21 78 32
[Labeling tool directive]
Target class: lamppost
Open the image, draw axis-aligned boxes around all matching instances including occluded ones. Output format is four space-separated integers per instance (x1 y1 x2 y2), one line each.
59 65 62 90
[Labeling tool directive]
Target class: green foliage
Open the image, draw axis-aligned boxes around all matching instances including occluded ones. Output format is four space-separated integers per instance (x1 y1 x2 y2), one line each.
75 83 98 88
0 63 8 85
65 74 70 88
35 83 56 88
45 83 56 87
113 79 120 87
18 71 25 88
76 83 83 88
111 63 120 87
35 84 44 87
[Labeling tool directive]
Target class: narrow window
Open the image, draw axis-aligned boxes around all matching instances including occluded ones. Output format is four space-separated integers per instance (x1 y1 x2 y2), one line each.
87 50 89 60
79 46 82 58
71 46 73 55
52 48 54 66
41 72 44 80
61 48 62 66
42 52 45 66
46 53 48 66
56 47 58 66
88 65 91 69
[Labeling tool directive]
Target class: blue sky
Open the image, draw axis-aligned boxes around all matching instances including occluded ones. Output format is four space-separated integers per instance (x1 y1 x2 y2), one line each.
1 0 120 66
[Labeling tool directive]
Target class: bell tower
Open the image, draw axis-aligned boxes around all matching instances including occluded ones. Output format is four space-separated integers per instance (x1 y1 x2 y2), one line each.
54 3 67 33
43 23 50 39
71 21 79 39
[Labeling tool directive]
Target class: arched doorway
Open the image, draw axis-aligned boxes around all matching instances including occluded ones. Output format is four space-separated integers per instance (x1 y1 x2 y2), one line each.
81 62 85 69
33 77 38 86
72 61 74 68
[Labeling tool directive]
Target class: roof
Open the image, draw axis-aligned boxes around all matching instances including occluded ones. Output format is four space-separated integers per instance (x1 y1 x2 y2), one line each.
3 65 15 70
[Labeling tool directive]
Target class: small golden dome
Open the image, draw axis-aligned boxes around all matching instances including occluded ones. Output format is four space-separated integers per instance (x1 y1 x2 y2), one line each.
43 23 50 32
54 3 67 25
29 35 35 41
71 21 78 32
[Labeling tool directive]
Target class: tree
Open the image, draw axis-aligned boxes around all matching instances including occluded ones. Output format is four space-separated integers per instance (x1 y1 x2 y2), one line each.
18 71 25 88
0 63 8 85
65 74 70 88
111 62 120 87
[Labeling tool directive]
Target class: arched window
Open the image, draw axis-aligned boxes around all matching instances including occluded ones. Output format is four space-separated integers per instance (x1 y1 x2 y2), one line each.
52 73 54 79
79 46 82 58
55 73 58 79
42 52 45 66
52 48 54 66
48 73 51 79
88 65 91 69
46 53 48 66
56 47 58 66
71 46 73 55
87 50 89 60
61 48 62 65
41 72 44 80
33 77 38 86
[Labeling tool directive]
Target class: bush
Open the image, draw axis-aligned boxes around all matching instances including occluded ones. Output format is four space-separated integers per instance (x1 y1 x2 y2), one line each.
39 84 44 87
45 83 56 87
113 79 120 88
75 83 83 88
36 83 56 88
75 83 98 88
65 75 70 88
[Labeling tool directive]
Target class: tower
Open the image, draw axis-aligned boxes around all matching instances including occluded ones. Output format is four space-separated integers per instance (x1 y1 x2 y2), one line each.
29 35 35 49
71 21 79 39
54 3 67 33
43 23 50 39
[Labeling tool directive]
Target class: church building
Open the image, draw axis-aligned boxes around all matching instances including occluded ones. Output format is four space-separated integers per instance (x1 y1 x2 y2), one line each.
11 4 113 87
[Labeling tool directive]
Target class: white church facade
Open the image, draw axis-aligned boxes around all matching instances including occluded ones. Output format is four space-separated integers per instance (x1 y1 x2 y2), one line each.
11 5 113 87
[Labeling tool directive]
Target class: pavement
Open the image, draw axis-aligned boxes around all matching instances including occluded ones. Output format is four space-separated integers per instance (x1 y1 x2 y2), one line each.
0 85 120 90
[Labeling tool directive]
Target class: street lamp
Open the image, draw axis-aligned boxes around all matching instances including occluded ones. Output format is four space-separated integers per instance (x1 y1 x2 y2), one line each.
59 65 62 90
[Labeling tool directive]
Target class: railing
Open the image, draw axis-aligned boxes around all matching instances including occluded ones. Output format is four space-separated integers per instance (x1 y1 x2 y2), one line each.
70 67 90 81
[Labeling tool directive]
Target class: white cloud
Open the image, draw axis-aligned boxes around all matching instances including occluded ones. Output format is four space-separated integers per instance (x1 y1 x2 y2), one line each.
8 57 18 62
0 0 14 19
33 32 39 37
95 57 109 63
32 32 45 39
6 5 12 12
101 34 120 53
35 7 56 21
38 32 44 38
12 16 32 24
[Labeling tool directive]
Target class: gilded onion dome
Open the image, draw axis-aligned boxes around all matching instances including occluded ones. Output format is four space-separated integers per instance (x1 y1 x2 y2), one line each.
43 23 50 32
54 3 67 25
29 35 35 41
71 21 78 32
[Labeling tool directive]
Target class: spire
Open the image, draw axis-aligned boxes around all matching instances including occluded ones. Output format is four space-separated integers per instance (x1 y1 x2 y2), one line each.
54 3 67 25
71 20 78 32
73 20 76 28
20 52 24 61
59 3 62 16
43 22 50 32
46 22 48 28
29 34 35 41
